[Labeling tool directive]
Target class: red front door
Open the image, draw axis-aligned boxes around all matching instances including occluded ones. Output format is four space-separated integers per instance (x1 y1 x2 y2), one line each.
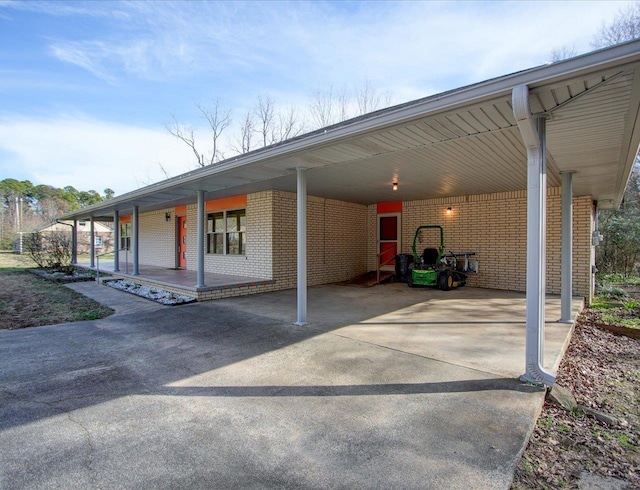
379 214 400 270
178 216 187 268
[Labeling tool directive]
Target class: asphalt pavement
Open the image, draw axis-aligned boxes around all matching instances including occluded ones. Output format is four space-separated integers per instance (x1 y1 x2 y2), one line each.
0 282 577 489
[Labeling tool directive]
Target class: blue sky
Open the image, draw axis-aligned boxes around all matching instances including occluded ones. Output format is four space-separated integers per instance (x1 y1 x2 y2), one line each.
0 0 632 195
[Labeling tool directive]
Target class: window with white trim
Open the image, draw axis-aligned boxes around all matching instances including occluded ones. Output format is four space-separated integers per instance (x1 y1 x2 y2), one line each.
120 223 131 250
207 209 246 255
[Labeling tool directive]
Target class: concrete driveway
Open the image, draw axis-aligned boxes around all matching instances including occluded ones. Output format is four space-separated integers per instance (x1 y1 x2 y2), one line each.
0 283 579 489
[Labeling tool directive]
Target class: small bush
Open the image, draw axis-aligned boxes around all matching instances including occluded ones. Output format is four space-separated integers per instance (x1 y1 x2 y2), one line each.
24 231 72 272
595 283 629 301
598 273 640 285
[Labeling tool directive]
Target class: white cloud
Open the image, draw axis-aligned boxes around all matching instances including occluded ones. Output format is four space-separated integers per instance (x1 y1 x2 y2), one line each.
0 115 200 195
39 1 633 97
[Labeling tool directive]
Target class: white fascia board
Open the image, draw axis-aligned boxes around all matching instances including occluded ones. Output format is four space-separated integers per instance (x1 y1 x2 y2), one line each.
61 40 640 221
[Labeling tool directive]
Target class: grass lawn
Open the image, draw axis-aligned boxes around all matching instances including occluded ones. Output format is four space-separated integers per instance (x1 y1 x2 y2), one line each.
0 251 113 329
592 275 640 331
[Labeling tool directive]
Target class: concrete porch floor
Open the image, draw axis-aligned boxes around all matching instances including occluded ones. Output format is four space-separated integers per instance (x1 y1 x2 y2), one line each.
77 259 272 293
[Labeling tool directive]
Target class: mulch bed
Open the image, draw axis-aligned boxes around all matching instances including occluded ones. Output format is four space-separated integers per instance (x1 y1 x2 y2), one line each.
512 312 640 489
29 267 96 283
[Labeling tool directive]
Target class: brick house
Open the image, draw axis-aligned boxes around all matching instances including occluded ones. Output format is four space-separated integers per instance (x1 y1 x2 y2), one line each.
61 41 640 385
39 220 114 254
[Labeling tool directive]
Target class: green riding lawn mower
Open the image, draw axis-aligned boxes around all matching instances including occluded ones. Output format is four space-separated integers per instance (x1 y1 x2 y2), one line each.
407 225 475 291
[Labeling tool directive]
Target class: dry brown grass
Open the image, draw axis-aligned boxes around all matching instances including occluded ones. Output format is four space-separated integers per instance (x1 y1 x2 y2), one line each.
0 252 113 329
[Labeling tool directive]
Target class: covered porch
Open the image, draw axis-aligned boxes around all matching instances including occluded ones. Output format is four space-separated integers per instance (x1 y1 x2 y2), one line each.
77 260 274 301
61 40 640 386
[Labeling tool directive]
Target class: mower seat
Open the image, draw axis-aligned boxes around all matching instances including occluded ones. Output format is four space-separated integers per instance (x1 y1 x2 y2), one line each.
422 248 439 266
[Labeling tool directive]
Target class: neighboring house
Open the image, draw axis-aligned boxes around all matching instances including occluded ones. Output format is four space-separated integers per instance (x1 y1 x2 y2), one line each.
38 220 114 255
60 41 640 385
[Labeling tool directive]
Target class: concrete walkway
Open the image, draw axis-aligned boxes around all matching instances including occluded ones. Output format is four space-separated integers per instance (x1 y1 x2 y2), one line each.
0 282 580 489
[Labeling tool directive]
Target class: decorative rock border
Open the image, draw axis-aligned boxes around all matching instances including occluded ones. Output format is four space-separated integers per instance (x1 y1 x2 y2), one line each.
104 279 196 306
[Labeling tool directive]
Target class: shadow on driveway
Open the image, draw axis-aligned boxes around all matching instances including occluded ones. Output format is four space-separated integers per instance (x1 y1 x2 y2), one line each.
0 283 567 490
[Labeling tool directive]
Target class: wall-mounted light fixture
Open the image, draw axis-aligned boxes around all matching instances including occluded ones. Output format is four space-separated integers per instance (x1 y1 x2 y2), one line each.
165 212 171 222
446 207 452 215
392 180 398 191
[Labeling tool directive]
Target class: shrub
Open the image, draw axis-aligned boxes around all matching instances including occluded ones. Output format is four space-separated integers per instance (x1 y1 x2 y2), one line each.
24 231 72 272
595 283 629 301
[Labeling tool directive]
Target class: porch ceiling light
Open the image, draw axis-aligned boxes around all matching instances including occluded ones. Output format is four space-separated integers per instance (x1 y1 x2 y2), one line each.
392 181 398 191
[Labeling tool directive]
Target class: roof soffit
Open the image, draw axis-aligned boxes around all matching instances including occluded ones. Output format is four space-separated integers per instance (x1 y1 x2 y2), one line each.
61 42 640 219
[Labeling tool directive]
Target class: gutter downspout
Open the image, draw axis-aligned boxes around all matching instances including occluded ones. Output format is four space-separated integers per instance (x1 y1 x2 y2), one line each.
512 84 556 387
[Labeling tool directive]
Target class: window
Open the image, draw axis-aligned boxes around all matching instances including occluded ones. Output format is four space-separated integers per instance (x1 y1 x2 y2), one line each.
207 209 246 255
94 235 103 248
120 223 131 250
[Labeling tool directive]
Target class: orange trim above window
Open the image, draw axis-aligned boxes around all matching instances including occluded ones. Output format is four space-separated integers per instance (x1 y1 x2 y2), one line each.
120 216 131 223
175 205 187 216
205 195 247 212
377 202 402 214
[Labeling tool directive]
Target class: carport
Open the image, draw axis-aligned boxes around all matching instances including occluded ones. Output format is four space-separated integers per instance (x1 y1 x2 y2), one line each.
61 40 640 387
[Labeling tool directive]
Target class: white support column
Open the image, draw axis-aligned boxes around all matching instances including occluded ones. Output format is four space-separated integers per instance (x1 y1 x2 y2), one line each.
559 171 575 323
132 205 139 276
295 167 308 326
513 84 555 387
113 210 120 272
72 219 78 264
196 190 205 288
89 217 95 268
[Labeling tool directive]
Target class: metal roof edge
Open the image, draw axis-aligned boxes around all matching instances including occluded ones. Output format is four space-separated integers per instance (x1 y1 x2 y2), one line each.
60 40 640 220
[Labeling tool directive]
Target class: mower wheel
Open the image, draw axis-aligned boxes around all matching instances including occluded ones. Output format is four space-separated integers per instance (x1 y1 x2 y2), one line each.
438 270 453 291
407 265 415 288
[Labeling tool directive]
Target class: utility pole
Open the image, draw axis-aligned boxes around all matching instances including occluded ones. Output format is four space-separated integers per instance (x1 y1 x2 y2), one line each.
0 191 4 245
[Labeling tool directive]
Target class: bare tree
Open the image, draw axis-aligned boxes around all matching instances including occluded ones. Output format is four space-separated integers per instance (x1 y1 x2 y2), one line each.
157 162 172 180
275 106 305 142
166 114 206 167
593 2 640 48
336 84 351 122
356 79 391 116
550 45 578 63
309 85 337 128
254 94 276 147
198 100 232 163
248 95 306 148
166 99 231 168
309 81 392 129
232 111 256 154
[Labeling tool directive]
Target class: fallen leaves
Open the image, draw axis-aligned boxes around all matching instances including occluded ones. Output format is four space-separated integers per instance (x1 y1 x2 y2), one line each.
512 312 640 489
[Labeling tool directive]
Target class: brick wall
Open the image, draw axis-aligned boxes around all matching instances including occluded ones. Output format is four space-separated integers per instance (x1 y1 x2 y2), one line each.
368 188 594 299
272 191 367 289
130 187 594 301
138 208 177 267
124 191 366 293
182 192 275 279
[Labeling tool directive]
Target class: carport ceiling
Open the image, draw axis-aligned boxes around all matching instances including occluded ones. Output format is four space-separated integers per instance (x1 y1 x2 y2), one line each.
64 41 640 221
